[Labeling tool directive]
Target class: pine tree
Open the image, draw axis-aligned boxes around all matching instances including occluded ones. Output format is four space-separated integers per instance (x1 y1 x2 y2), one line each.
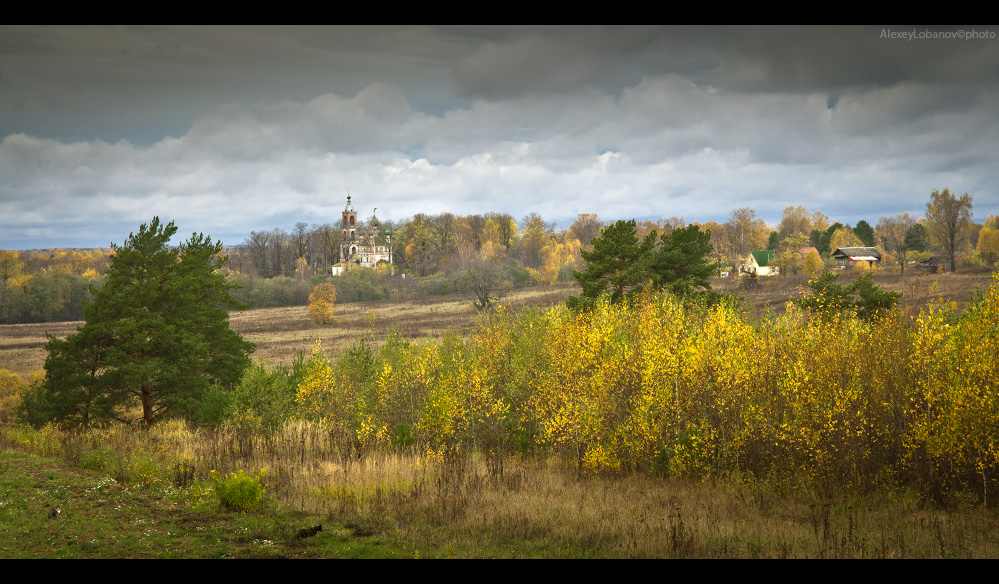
568 220 716 310
30 217 254 428
569 220 656 309
647 224 716 295
853 220 876 247
796 270 901 320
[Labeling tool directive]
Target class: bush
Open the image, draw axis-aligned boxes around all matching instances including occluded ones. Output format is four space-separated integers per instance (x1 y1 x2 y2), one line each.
418 274 454 296
192 384 232 428
796 270 901 320
0 369 29 425
503 264 539 288
337 268 389 302
308 282 337 324
225 357 306 432
213 468 267 513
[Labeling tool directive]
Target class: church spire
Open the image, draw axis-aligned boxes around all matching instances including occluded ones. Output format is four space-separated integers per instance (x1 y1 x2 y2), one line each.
344 188 355 213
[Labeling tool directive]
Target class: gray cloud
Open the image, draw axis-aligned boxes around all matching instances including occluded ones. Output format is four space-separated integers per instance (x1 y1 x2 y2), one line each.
1 26 997 249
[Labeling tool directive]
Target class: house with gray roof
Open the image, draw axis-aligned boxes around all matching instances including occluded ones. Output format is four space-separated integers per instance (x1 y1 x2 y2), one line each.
831 247 882 270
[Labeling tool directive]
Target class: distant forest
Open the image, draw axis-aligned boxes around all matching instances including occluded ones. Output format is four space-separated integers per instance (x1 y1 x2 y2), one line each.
3 197 996 324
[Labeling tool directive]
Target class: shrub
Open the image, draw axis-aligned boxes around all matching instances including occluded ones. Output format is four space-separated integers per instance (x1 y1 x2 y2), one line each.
213 468 267 513
225 358 304 432
336 268 389 302
0 369 29 425
308 282 337 324
796 270 901 320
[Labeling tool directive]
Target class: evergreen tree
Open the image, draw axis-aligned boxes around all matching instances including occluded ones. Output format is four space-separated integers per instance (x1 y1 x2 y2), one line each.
853 220 875 247
568 220 715 309
647 224 716 295
796 270 901 320
905 223 930 253
569 220 655 309
818 222 844 256
28 218 254 428
767 230 780 252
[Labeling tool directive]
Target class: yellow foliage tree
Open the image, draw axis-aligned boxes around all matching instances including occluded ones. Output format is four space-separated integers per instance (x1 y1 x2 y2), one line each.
533 236 583 285
977 223 999 266
0 250 24 283
829 226 863 251
852 259 873 273
802 248 822 275
0 368 29 424
294 257 311 281
308 282 337 324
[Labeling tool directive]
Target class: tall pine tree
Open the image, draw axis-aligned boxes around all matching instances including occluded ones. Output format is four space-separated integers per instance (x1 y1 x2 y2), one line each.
647 224 716 295
27 218 254 428
569 220 656 309
568 220 716 310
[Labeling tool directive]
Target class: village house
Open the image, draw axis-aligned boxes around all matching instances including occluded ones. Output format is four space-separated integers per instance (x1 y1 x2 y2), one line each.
918 256 950 274
741 250 778 276
831 247 882 270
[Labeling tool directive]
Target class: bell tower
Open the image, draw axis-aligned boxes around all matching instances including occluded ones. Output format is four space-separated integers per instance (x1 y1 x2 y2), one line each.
341 191 358 262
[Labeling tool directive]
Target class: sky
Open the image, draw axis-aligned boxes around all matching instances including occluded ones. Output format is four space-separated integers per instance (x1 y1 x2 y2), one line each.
1 25 997 249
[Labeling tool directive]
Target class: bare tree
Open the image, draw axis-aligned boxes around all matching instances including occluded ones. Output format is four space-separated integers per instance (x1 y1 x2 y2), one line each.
458 256 511 310
268 228 291 277
309 223 339 275
569 213 605 247
293 222 311 261
925 188 974 273
244 231 270 277
877 213 918 276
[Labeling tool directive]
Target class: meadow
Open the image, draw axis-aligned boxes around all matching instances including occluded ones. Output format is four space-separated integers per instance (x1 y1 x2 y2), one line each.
4 424 999 558
0 283 577 379
2 270 998 558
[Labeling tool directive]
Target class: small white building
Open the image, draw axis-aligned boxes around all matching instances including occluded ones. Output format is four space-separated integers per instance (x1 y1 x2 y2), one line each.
741 250 779 276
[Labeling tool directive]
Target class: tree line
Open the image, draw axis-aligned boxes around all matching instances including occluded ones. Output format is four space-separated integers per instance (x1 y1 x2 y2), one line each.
0 249 111 324
2 188 994 324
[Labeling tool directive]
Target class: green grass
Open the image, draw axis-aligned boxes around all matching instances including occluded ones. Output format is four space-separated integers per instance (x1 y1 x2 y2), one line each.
4 446 999 558
0 451 414 559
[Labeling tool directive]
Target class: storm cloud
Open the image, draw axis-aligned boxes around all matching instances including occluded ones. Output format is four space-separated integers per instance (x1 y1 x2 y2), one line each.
1 25 996 248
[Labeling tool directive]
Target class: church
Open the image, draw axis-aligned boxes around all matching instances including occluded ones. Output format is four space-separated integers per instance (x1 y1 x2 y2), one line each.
338 193 393 270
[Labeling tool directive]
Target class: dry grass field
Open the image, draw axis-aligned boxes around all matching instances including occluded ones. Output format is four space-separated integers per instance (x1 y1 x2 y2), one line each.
712 269 995 319
0 284 579 378
5 418 998 558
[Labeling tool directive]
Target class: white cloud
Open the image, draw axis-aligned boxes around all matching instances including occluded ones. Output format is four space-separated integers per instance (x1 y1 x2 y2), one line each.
3 26 999 248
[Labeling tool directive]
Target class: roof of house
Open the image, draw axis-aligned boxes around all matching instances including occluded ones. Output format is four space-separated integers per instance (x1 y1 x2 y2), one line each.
919 256 950 266
832 247 882 260
750 250 776 267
